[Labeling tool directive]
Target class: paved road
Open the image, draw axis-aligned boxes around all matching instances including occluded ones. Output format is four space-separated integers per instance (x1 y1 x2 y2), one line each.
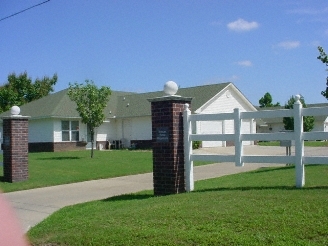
2 146 327 232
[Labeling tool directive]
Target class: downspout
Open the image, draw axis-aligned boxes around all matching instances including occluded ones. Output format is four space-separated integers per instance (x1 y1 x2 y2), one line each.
122 119 124 147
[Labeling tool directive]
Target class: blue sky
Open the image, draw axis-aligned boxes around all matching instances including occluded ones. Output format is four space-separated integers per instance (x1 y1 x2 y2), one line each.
1 0 328 106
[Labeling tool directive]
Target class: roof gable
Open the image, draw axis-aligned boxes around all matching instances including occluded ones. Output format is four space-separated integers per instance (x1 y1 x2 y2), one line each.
194 83 257 113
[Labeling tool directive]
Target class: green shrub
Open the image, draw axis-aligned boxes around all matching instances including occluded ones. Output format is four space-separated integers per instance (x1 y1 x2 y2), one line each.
192 141 202 149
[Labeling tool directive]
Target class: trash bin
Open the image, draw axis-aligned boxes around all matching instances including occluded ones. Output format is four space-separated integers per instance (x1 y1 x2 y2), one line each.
279 130 294 165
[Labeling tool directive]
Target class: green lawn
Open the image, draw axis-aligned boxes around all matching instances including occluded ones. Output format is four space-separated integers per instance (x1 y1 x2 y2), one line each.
0 150 214 193
28 164 328 245
0 150 153 192
258 140 328 147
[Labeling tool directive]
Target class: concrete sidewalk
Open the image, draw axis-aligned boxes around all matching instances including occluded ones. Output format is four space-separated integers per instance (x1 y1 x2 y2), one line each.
3 146 327 232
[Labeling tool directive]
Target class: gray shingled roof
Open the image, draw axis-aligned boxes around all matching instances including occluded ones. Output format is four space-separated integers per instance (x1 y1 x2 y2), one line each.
0 83 231 120
113 83 231 118
0 89 80 119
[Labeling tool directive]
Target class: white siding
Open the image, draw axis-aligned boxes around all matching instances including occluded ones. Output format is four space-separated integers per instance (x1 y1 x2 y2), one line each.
111 119 125 146
95 123 108 141
198 121 223 147
241 119 253 145
130 117 152 140
324 117 328 132
102 119 119 141
81 120 116 149
29 119 54 142
97 117 151 147
53 119 115 144
198 89 250 114
312 117 328 132
196 88 256 147
79 123 88 142
115 119 123 141
225 120 234 134
122 119 132 147
54 120 62 142
113 117 152 147
96 122 111 141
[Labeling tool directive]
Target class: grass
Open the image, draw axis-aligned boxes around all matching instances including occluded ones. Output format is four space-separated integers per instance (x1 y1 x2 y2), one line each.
258 140 328 147
0 150 152 192
0 150 214 193
28 164 328 245
304 141 328 147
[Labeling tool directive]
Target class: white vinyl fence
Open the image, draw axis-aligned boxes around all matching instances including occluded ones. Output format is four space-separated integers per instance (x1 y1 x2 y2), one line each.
184 95 328 191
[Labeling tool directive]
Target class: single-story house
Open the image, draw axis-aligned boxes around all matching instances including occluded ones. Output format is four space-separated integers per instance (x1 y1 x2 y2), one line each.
256 103 328 134
0 82 257 152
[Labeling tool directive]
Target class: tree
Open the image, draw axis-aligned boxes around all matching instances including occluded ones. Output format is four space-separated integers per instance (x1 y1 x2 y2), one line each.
259 92 280 108
0 72 57 113
283 95 314 132
68 80 111 158
317 46 328 99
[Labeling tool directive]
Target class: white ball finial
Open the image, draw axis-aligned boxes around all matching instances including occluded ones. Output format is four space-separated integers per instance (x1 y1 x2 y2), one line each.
11 106 20 116
164 81 178 95
295 94 301 101
294 94 302 105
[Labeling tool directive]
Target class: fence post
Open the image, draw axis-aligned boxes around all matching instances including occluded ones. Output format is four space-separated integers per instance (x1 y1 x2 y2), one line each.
234 108 243 166
294 95 305 188
2 106 30 182
148 82 192 196
184 103 194 192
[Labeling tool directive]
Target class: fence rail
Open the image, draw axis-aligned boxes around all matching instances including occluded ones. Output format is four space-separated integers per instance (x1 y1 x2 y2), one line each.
183 95 328 191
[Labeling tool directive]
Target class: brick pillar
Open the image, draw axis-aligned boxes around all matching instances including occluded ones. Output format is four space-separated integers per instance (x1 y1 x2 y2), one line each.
2 116 29 182
148 96 192 196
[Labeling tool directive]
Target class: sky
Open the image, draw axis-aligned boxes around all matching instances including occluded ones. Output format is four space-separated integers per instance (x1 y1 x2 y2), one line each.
1 0 328 106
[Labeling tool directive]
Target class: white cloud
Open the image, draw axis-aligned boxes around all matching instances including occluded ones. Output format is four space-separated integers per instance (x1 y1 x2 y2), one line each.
277 41 300 49
227 18 259 32
236 60 253 67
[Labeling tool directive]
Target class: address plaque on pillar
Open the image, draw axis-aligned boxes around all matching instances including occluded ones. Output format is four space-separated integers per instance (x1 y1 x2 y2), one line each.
156 127 169 142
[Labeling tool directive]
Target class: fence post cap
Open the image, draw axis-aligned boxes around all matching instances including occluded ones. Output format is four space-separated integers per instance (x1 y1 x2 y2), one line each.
164 81 178 95
295 94 301 104
11 106 20 116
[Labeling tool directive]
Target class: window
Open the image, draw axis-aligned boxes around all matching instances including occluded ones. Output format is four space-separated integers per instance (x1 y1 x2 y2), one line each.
62 121 79 141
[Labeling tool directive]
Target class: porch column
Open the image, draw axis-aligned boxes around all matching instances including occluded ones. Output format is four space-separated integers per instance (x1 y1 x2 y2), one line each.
2 106 30 182
148 81 192 196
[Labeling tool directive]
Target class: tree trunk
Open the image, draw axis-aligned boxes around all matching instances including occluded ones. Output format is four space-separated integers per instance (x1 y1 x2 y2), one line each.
90 127 94 158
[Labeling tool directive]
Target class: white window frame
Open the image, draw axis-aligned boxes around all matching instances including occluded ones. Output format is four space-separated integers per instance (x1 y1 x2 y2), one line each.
61 120 79 142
